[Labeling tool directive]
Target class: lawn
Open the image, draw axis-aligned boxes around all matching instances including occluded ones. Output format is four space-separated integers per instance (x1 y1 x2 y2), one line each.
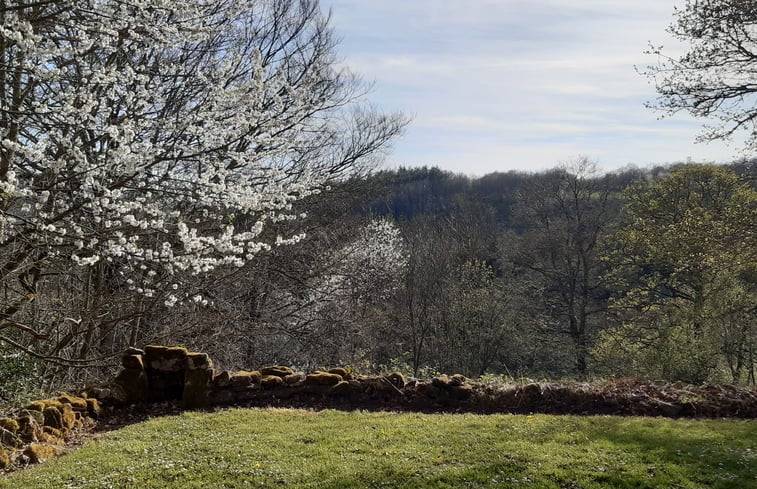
1 408 754 488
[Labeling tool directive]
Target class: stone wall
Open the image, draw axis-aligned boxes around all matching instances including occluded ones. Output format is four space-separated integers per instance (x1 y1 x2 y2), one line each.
0 393 100 468
103 345 422 410
3 345 756 471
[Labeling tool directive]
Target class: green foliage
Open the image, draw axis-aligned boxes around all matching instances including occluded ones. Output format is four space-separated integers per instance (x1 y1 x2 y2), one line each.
599 164 757 383
1 409 755 488
0 346 42 409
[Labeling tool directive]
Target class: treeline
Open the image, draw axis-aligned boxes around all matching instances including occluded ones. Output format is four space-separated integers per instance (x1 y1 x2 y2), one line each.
344 159 756 383
1 160 755 402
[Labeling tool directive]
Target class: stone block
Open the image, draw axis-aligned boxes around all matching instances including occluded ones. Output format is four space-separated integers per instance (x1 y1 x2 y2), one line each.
144 345 188 372
86 398 101 418
231 371 261 391
183 368 213 409
304 372 343 386
42 407 63 431
114 368 150 403
0 446 9 469
57 393 88 411
121 354 144 370
0 418 19 433
212 370 231 388
24 443 61 464
186 352 213 370
284 372 305 385
261 366 294 378
261 375 285 389
0 426 20 448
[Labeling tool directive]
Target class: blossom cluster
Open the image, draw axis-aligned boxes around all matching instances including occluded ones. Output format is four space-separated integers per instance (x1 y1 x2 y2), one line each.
0 1 346 306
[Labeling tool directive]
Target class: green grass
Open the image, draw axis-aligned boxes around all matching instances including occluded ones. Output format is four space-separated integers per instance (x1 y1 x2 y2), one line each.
1 409 755 488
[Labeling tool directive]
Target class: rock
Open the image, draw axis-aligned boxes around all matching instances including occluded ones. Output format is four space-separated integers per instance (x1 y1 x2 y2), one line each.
16 415 43 443
144 345 188 372
57 393 88 411
212 370 232 388
327 367 349 377
261 366 294 378
231 371 261 391
386 372 406 388
23 443 61 464
656 400 683 418
183 367 214 409
449 384 473 400
121 354 144 370
186 352 213 370
42 407 63 431
86 398 101 418
284 372 305 385
114 368 150 403
0 418 19 433
0 426 20 448
304 372 343 386
329 380 361 397
42 426 64 441
0 446 9 469
261 375 285 389
211 389 236 404
18 409 43 425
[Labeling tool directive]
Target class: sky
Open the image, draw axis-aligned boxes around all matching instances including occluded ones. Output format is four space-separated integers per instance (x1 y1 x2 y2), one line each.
323 0 747 175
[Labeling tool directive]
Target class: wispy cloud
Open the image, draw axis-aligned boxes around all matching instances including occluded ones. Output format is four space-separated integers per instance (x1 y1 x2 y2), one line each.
324 0 742 173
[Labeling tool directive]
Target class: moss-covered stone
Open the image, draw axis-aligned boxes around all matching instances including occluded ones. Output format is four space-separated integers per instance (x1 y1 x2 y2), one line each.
183 367 213 409
449 384 474 400
0 426 20 448
431 375 452 389
60 403 77 429
186 352 213 370
0 418 19 433
86 398 101 418
231 371 261 391
114 368 150 403
16 415 43 443
304 371 343 386
0 446 10 469
261 375 285 389
327 367 349 377
42 426 63 439
18 409 43 425
42 407 63 431
386 372 406 388
213 370 231 388
144 345 189 372
416 382 438 398
121 354 144 370
284 372 305 385
24 400 47 412
261 366 294 378
24 443 60 464
329 380 362 396
57 393 88 411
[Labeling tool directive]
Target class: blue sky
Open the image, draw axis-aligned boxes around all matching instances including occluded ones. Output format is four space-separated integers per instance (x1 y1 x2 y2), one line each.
324 0 746 175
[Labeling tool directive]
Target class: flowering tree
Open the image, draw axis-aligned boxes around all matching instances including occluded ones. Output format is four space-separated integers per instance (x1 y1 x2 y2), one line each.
0 0 405 367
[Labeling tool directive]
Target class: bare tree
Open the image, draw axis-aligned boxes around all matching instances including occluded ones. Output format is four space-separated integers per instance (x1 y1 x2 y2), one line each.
508 158 614 375
644 0 757 150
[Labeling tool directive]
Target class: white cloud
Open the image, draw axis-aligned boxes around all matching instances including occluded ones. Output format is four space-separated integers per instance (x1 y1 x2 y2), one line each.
324 0 739 174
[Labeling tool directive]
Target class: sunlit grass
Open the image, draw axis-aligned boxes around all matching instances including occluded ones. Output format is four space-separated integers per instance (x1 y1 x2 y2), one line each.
1 409 755 488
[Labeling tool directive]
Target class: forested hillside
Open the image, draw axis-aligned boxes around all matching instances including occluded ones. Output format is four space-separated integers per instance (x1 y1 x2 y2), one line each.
2 0 756 406
6 157 754 403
